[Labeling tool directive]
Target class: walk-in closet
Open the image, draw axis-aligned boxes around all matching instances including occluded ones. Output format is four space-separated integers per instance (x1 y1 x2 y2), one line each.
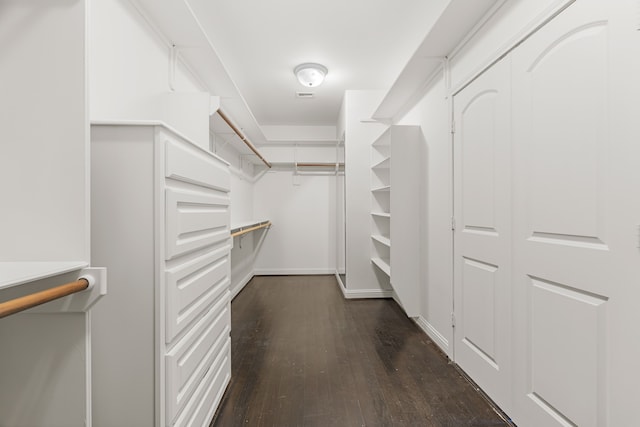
1 0 639 426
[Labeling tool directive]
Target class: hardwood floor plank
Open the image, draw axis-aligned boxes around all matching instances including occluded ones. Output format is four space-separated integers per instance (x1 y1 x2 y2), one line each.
210 275 511 427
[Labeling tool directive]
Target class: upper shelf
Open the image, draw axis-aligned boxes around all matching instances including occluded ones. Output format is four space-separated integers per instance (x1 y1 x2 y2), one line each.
0 261 89 291
132 0 267 146
230 220 271 238
372 0 500 121
372 185 391 193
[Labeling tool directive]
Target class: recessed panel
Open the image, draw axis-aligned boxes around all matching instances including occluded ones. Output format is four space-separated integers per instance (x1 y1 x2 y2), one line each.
166 189 230 259
529 276 607 427
525 24 607 241
462 258 498 368
165 245 230 342
461 91 499 233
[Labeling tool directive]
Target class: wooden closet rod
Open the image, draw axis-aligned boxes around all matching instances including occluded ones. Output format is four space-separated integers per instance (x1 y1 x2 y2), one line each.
0 278 89 319
231 221 271 238
218 109 272 168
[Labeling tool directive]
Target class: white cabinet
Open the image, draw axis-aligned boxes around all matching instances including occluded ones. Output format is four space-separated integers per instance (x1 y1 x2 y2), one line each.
371 133 392 277
91 122 231 427
371 125 421 317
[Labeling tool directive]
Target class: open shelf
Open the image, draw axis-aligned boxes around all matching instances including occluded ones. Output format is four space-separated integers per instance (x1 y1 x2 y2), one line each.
0 261 89 290
372 185 391 192
372 157 390 169
372 235 391 247
371 257 391 277
371 212 391 218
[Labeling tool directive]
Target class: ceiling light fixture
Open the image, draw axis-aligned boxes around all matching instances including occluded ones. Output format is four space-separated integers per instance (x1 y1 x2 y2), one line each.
294 63 328 87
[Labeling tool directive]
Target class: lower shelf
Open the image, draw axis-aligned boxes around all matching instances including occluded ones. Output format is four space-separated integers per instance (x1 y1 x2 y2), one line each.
371 257 391 277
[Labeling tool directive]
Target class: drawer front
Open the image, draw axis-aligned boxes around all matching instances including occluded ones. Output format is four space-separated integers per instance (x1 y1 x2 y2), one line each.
164 133 230 192
165 246 230 343
165 188 229 260
172 339 231 427
166 293 230 424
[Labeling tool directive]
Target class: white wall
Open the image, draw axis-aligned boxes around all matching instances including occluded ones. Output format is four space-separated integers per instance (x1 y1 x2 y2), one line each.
253 170 337 275
258 145 340 164
261 125 337 142
212 137 260 297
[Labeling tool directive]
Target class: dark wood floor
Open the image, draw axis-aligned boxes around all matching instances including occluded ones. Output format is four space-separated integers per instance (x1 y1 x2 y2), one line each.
210 275 512 427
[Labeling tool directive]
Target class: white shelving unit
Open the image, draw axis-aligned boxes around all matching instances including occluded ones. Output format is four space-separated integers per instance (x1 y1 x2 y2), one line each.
370 125 421 317
371 130 392 283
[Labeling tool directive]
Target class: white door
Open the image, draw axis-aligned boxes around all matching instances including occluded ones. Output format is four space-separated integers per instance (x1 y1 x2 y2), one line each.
511 1 640 426
453 57 512 413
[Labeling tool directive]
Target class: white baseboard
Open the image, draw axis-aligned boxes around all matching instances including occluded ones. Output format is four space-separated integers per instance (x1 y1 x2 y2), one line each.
339 286 394 299
414 316 450 357
230 270 255 300
334 271 345 289
253 268 335 275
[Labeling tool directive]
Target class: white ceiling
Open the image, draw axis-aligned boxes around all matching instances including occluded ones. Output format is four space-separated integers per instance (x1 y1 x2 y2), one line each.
186 0 450 128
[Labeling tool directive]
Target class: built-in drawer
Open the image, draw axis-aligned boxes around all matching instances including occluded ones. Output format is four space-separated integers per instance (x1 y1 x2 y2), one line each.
165 188 229 260
165 292 230 424
163 132 231 192
165 245 230 343
171 339 231 427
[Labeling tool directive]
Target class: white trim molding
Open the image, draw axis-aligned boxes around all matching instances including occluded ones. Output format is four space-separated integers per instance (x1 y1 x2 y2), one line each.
230 270 255 300
414 316 451 357
253 268 336 276
338 285 394 300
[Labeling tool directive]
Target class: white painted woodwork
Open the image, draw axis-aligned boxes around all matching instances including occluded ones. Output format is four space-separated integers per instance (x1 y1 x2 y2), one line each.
389 126 422 318
396 76 453 356
165 189 229 260
511 1 640 426
165 294 230 423
342 90 393 297
165 246 230 343
370 125 422 317
90 0 208 150
165 137 231 190
91 123 231 427
370 130 392 284
453 57 512 412
0 2 109 426
219 141 261 299
0 262 88 290
373 0 500 121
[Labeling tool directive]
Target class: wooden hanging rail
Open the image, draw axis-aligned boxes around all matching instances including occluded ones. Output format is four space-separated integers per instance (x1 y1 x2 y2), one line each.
218 109 272 168
0 278 89 319
231 220 272 238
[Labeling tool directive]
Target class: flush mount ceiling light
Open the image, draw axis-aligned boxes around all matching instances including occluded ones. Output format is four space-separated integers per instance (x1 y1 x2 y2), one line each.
294 63 328 87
